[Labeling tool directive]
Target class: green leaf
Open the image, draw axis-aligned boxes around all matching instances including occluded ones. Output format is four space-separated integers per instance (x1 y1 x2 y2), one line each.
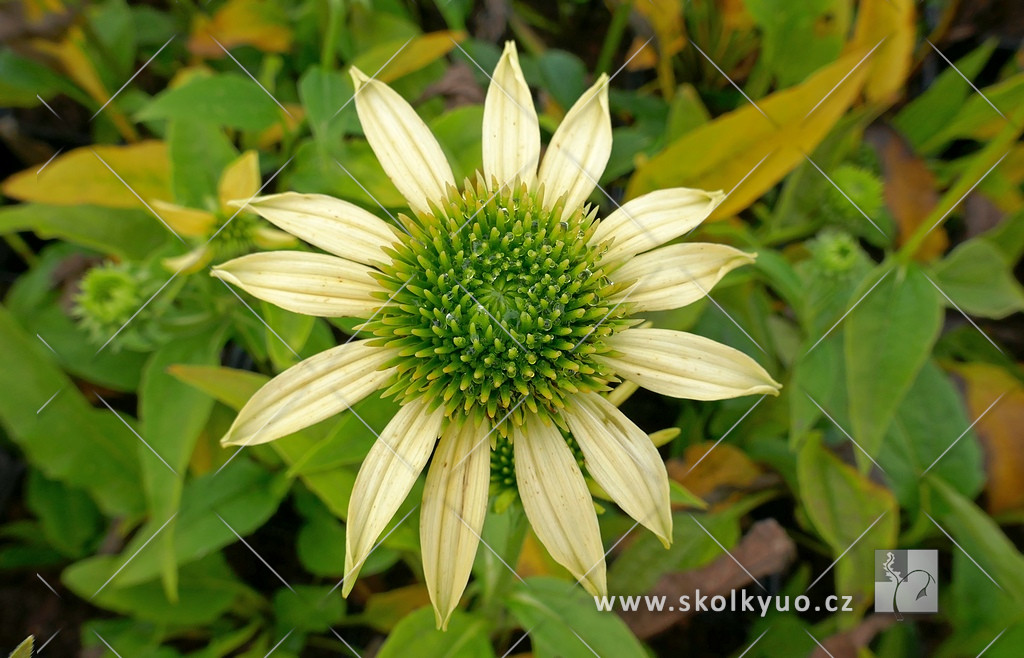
844 264 942 463
930 238 1024 319
167 119 238 208
137 74 282 131
919 71 1024 153
0 204 168 261
0 305 143 517
533 50 586 111
376 607 494 658
506 577 647 658
744 0 848 86
879 360 984 510
430 106 484 183
273 586 345 632
0 50 79 107
111 460 288 588
262 301 316 370
929 477 1024 606
797 434 898 618
63 552 243 625
892 40 996 152
138 330 225 599
25 471 103 558
299 66 354 146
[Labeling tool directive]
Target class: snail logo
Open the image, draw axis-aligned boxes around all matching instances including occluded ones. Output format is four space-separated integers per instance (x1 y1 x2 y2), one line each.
875 550 938 618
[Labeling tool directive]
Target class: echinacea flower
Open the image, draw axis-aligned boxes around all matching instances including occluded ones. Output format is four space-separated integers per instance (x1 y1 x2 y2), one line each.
213 42 780 629
154 150 295 272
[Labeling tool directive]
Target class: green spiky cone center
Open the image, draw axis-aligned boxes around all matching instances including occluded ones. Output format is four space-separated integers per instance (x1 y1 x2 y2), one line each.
366 176 634 430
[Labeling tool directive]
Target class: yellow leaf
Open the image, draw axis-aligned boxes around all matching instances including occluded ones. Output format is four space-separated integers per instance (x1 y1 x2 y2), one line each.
351 31 467 84
626 48 872 218
948 362 1024 516
218 150 261 211
668 443 762 501
3 141 171 209
361 585 432 632
877 129 948 261
151 201 217 237
849 0 915 103
188 0 293 57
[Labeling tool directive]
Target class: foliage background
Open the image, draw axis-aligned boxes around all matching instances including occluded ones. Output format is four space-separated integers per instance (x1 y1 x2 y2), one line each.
1 0 1023 656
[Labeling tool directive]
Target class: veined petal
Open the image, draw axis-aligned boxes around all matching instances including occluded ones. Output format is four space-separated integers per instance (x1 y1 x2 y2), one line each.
537 74 612 219
350 67 455 216
514 413 607 596
482 41 539 191
218 150 260 213
221 341 397 446
233 192 398 265
344 399 445 596
421 418 490 630
152 200 216 237
591 188 725 263
564 393 672 547
212 251 383 318
610 243 756 312
596 328 781 401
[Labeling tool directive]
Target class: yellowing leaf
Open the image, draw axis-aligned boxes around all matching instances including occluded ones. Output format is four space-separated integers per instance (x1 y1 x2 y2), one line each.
351 31 467 84
849 0 915 103
668 443 762 507
948 362 1024 515
218 150 260 211
189 0 293 57
626 48 871 218
2 141 171 209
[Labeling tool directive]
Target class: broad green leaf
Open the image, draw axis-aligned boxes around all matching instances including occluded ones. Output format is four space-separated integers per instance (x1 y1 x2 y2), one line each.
0 306 143 517
430 106 484 183
377 607 494 658
920 72 1024 153
137 74 282 131
283 140 406 209
358 585 432 632
845 264 942 462
25 471 103 558
262 301 316 370
2 142 171 209
506 577 647 658
534 50 586 111
63 552 243 625
798 434 898 618
930 477 1024 606
745 0 849 87
168 119 238 209
0 204 168 261
296 499 400 579
0 50 80 107
879 360 984 510
273 586 345 633
139 330 225 599
931 238 1024 319
626 48 871 217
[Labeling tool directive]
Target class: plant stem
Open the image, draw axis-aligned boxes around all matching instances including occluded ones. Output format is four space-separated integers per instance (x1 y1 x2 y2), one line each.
321 0 344 71
596 1 633 76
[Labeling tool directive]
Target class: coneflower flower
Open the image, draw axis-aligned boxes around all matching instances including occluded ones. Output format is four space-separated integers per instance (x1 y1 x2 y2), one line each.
213 42 780 629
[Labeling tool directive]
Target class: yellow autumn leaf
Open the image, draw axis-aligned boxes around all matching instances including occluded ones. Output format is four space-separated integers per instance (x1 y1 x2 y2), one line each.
849 0 915 103
351 31 467 84
626 48 872 218
189 0 293 57
3 141 171 209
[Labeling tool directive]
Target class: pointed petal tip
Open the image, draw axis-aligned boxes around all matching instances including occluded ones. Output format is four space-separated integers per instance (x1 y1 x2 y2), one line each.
349 66 369 88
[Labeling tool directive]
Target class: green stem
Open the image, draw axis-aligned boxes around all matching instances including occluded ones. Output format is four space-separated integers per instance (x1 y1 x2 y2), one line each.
321 0 344 71
595 1 633 76
3 234 37 267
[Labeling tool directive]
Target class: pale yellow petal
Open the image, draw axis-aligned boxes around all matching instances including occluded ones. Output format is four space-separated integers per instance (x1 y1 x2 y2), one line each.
596 328 781 401
537 74 612 218
152 200 216 237
514 413 607 596
482 41 539 190
162 245 212 274
218 150 260 212
565 393 672 547
344 399 445 596
212 251 382 318
350 66 455 216
592 188 725 262
610 243 756 311
221 341 397 446
421 418 490 629
252 226 298 249
233 192 398 264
